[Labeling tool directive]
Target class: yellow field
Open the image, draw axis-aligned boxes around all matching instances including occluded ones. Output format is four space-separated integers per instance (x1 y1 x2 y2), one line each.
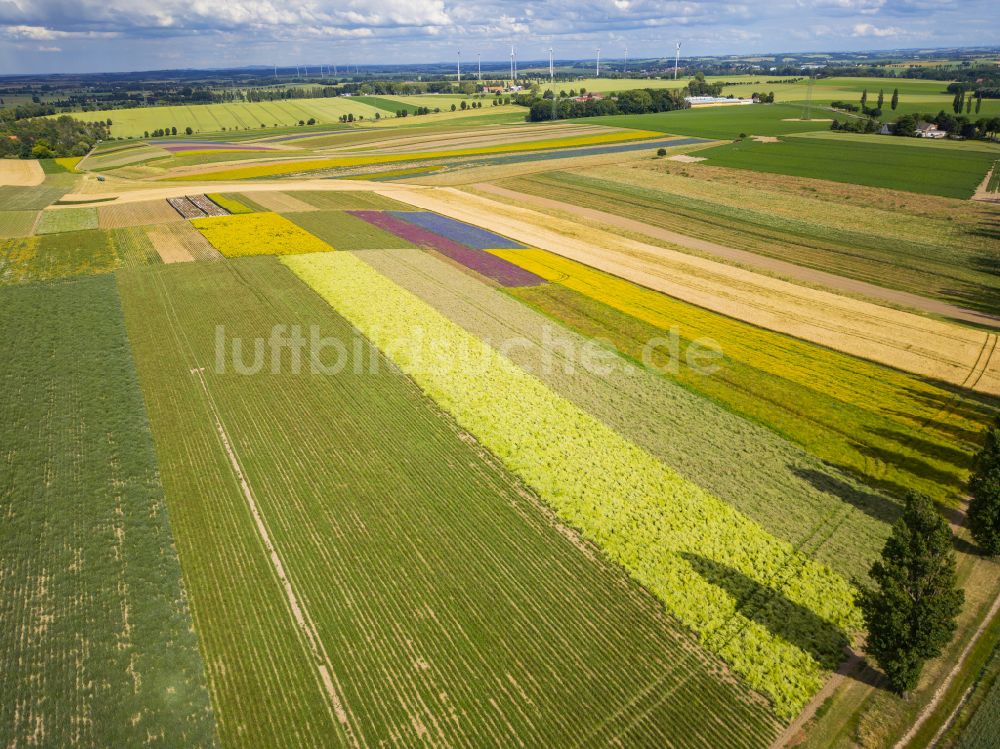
191 212 333 256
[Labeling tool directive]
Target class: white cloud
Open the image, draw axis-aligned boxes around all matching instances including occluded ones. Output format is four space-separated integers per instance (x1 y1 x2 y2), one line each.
851 22 903 36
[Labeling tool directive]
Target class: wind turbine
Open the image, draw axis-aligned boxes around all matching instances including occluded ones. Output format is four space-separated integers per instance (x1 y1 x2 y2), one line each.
624 46 628 77
274 63 278 81
673 42 681 80
510 47 515 85
596 47 601 77
457 49 461 84
477 53 481 81
548 47 554 82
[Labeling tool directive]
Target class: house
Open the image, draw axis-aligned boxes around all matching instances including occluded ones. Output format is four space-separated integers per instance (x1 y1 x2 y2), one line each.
573 92 605 102
916 121 947 138
684 96 754 107
880 123 896 135
482 86 504 94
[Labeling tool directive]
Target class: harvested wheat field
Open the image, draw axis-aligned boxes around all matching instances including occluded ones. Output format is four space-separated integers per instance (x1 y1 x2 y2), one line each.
386 186 1000 394
98 199 184 228
0 159 44 186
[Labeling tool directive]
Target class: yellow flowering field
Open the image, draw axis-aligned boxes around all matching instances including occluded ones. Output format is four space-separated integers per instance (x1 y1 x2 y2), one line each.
191 212 333 257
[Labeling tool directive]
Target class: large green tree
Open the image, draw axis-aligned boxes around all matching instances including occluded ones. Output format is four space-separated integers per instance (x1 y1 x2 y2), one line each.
969 417 1000 555
877 89 884 110
891 88 899 110
859 492 964 696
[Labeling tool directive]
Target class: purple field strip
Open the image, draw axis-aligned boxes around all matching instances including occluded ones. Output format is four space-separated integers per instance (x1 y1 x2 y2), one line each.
348 211 545 288
387 211 526 250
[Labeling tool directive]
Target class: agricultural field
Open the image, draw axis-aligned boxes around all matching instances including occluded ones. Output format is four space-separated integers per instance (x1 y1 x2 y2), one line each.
116 257 782 747
484 167 1000 314
35 206 99 234
7 59 1000 749
283 210 420 249
192 211 333 256
58 97 392 139
695 135 997 199
0 210 38 237
0 275 216 747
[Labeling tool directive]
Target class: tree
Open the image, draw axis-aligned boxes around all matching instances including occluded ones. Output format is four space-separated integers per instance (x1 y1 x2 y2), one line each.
877 89 884 110
975 94 982 115
953 91 965 115
858 492 964 695
185 126 193 135
171 126 177 135
894 114 918 137
891 88 899 111
860 88 868 108
969 417 1000 555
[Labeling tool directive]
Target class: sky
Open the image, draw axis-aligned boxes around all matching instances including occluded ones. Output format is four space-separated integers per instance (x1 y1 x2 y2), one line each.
0 0 997 75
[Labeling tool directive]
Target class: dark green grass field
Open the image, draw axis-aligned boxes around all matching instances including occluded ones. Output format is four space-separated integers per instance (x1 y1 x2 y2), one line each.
579 103 833 139
117 256 780 748
0 274 217 747
696 135 995 199
351 95 420 114
284 210 419 249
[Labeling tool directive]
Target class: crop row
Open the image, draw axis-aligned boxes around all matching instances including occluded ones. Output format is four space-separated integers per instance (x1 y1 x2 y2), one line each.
0 275 216 747
117 256 781 747
357 247 893 583
286 251 861 718
497 169 1000 314
493 248 994 505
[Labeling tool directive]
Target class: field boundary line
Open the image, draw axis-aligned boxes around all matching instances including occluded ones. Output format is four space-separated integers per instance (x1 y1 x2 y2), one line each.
146 268 362 747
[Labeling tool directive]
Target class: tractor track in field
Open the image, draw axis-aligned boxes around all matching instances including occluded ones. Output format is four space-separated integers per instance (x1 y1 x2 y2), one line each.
147 268 362 748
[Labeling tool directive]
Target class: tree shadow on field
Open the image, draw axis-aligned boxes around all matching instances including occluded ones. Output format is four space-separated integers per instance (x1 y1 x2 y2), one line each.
866 426 970 470
680 553 849 671
790 465 903 527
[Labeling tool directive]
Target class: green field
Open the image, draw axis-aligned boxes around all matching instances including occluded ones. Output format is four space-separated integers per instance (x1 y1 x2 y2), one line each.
35 206 99 234
578 103 833 139
284 210 419 249
0 226 165 283
0 274 217 747
63 97 392 139
117 256 781 747
492 169 1000 314
697 135 996 199
292 190 413 210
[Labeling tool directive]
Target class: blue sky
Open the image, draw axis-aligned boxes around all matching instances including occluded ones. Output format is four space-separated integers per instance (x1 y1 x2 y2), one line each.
0 0 997 75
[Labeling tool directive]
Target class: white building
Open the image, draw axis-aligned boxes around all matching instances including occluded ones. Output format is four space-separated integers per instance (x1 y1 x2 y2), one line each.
684 96 754 107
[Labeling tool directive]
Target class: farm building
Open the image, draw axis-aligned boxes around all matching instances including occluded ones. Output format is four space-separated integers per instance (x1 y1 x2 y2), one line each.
916 121 947 138
684 96 755 107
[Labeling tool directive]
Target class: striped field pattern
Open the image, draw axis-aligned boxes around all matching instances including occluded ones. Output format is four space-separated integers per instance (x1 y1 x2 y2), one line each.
285 251 861 719
117 257 782 748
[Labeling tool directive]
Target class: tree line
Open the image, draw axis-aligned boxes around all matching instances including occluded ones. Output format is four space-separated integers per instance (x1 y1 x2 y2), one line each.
0 115 108 158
